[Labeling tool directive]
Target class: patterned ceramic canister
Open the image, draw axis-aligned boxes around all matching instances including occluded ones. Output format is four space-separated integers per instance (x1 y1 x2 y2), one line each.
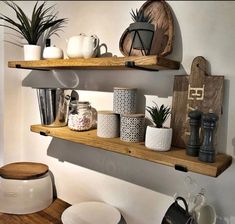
113 87 137 114
120 114 145 142
97 111 120 138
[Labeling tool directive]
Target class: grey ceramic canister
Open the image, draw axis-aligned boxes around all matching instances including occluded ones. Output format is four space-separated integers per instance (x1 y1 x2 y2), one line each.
120 114 145 142
113 87 137 115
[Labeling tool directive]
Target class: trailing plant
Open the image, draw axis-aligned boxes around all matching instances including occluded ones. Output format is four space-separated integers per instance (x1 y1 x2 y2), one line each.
0 1 68 45
130 8 153 23
146 102 171 128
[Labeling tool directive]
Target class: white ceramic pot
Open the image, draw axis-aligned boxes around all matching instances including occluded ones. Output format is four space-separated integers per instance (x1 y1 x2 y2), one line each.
82 35 99 59
0 172 53 214
23 44 41 60
43 46 63 59
66 34 86 58
97 111 120 138
145 125 172 151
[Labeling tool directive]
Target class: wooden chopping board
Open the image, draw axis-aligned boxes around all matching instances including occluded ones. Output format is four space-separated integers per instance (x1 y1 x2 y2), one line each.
119 0 174 57
0 162 49 180
171 56 224 148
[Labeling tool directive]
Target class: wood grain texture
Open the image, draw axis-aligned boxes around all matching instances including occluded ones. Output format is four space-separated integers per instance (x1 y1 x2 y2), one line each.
171 56 224 148
0 162 48 180
30 125 232 177
8 56 180 71
0 198 70 224
119 0 174 57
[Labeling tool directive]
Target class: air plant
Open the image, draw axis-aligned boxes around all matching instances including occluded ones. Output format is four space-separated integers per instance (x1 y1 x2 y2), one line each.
0 1 68 46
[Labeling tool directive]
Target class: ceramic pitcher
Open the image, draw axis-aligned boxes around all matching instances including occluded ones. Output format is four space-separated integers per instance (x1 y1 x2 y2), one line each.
191 194 216 224
82 35 99 59
66 33 86 58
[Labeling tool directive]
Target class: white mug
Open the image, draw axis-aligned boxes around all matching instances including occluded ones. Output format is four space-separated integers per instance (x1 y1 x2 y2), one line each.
82 35 99 59
66 33 86 58
191 194 216 224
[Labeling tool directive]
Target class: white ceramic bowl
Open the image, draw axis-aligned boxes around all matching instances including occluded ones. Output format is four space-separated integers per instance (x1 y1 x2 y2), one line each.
62 201 121 224
0 172 53 214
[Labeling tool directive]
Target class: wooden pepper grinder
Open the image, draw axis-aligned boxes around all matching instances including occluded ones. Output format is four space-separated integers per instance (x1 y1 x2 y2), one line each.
199 112 218 163
186 110 202 157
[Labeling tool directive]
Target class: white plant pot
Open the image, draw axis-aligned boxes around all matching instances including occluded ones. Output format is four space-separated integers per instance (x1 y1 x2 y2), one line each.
145 125 172 151
24 44 41 60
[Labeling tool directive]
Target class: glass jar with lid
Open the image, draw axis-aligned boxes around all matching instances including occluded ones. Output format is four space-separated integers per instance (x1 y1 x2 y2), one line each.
68 101 93 131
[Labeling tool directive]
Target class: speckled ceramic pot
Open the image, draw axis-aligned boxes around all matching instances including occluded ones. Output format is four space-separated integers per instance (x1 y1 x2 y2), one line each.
97 111 120 138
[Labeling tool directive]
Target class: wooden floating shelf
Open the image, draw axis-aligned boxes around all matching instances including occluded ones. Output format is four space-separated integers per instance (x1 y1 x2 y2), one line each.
31 125 232 177
0 198 70 224
8 55 180 71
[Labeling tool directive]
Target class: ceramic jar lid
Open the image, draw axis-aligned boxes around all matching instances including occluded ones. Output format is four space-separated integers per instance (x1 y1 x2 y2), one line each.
0 162 49 180
98 110 118 115
113 87 137 90
61 201 121 224
121 113 145 118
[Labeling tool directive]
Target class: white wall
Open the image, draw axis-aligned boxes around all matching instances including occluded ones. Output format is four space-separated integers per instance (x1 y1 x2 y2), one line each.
1 1 235 224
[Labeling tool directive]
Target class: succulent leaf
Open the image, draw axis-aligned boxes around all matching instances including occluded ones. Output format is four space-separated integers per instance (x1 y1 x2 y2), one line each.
130 7 153 23
146 102 171 128
0 1 68 45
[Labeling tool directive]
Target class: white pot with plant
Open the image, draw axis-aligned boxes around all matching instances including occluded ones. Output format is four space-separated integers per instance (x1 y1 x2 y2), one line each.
145 103 172 151
0 1 67 60
128 8 154 53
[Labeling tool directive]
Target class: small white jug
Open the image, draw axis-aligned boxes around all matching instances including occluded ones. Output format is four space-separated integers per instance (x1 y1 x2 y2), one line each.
191 193 216 224
82 35 99 59
66 33 86 58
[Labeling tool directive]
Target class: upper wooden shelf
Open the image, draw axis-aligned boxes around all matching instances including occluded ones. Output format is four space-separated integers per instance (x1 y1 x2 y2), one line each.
8 55 180 71
31 125 232 177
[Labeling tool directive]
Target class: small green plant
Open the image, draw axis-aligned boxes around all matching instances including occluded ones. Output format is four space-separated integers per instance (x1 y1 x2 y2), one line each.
130 8 153 23
0 1 67 45
146 102 171 128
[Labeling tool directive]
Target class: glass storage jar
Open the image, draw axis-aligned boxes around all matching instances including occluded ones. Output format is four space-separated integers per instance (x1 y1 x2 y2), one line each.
68 101 93 131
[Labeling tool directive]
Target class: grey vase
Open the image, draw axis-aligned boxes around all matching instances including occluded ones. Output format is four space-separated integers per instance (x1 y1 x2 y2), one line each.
128 22 155 51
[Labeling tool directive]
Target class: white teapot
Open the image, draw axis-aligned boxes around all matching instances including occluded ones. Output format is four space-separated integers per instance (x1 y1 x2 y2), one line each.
66 33 86 58
82 35 99 59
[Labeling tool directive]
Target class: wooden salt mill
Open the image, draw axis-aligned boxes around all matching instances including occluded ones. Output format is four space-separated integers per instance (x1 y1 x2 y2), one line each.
199 112 218 163
186 110 202 157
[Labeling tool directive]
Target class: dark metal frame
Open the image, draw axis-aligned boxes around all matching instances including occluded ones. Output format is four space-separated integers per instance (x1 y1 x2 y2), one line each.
128 28 154 56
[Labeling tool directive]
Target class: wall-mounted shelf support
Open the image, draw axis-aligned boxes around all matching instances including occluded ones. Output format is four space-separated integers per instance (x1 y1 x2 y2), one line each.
15 64 49 71
125 61 159 71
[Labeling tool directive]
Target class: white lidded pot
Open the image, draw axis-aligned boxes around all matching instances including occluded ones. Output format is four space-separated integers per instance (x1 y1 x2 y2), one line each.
66 33 86 58
43 45 63 59
0 162 53 214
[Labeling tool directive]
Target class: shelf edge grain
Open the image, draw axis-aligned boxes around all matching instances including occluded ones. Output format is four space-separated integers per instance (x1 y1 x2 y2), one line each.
30 125 232 177
8 56 180 71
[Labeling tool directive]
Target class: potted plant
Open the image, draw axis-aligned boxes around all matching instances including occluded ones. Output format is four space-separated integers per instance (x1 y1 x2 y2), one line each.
128 8 154 53
0 1 67 60
145 103 172 151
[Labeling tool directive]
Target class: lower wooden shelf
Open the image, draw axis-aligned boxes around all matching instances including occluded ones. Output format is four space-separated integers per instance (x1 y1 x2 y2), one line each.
31 125 232 177
0 198 70 224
